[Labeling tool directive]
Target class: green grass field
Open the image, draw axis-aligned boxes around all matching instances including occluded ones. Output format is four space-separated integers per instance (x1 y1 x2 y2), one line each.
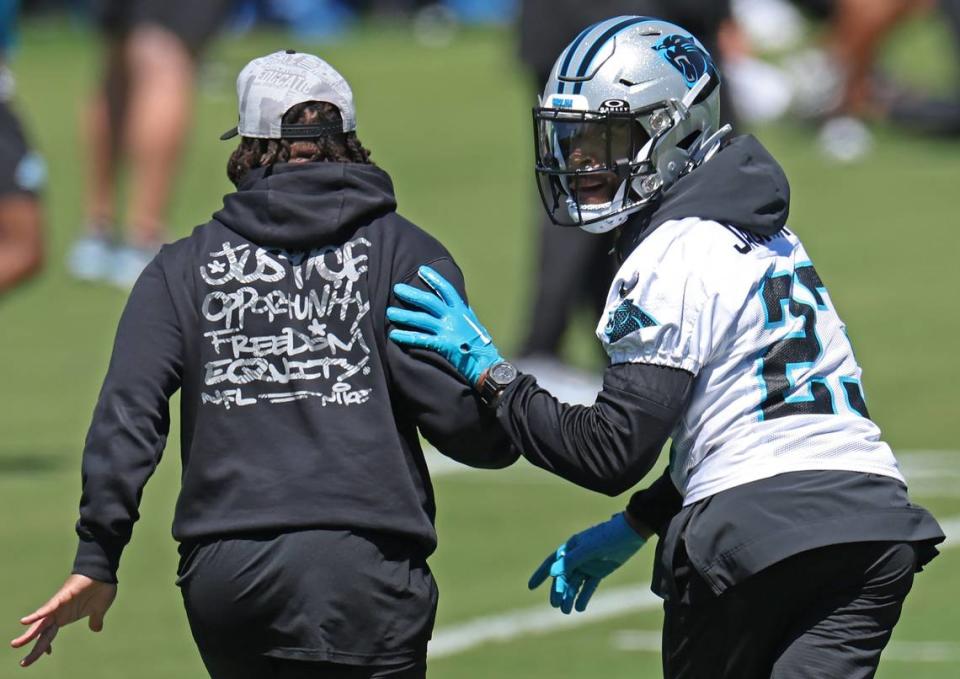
2 14 959 679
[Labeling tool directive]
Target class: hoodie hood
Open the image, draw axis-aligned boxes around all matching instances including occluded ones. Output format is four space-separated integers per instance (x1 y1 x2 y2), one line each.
213 161 398 250
617 135 790 262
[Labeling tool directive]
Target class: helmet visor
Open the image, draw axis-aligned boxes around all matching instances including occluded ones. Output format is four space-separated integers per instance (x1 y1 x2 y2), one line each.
533 108 651 227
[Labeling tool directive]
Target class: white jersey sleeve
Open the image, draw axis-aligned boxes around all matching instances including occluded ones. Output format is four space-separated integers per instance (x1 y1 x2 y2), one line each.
597 218 905 506
597 217 745 374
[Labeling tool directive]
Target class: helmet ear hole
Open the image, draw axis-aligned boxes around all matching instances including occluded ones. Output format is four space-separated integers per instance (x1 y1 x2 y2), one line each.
676 131 701 151
632 121 651 156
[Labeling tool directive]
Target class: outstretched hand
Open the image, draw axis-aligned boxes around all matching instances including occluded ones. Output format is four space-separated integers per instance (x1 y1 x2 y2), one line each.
529 513 647 614
10 574 117 668
387 265 503 386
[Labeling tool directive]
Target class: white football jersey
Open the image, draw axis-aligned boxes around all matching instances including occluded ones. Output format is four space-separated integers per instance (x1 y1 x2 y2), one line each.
597 218 904 505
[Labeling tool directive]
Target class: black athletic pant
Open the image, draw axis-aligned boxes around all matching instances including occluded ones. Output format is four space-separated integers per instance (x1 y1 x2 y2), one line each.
196 653 425 679
663 541 917 679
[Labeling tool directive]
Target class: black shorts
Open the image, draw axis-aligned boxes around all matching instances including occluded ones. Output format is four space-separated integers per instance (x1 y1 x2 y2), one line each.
177 528 436 677
0 100 44 198
93 0 233 56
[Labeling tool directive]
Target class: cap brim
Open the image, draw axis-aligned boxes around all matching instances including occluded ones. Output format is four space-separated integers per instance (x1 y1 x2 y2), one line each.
219 127 239 141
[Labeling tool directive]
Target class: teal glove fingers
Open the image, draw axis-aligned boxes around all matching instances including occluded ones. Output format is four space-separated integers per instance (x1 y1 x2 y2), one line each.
392 282 447 317
528 551 557 590
528 546 574 611
418 265 465 306
561 572 585 615
575 577 601 612
386 307 442 333
388 266 503 386
551 571 567 609
387 329 442 352
529 513 647 615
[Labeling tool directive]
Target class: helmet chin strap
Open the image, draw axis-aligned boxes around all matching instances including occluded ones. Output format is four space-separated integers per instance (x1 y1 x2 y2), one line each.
569 180 632 234
579 212 629 234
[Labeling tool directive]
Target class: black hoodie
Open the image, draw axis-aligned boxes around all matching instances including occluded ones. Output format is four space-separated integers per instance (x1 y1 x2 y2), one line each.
616 134 790 262
72 162 517 584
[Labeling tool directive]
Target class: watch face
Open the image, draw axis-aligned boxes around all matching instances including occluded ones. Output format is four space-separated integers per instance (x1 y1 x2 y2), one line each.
490 362 518 384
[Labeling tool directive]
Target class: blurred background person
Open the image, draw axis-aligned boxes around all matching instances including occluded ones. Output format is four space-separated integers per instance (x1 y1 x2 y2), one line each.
514 0 737 403
844 0 960 135
231 0 357 40
0 0 44 295
66 0 234 287
804 0 935 160
730 0 960 161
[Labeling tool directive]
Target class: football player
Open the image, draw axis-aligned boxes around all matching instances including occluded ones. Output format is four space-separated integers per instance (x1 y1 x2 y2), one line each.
386 16 944 678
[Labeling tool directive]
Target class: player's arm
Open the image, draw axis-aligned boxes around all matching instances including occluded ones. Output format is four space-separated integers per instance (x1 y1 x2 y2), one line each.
387 265 692 493
495 362 691 495
11 255 183 665
625 466 684 538
385 259 518 469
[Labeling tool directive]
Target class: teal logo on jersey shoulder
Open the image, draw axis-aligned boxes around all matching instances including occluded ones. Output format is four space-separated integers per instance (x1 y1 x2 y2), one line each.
604 299 658 343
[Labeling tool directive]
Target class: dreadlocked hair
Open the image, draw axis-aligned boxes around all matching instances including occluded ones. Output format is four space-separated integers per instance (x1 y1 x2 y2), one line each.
227 101 373 186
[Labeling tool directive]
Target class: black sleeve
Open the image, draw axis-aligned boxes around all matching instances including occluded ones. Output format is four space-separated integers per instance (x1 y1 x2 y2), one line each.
386 257 518 469
495 362 692 496
72 256 183 583
625 467 684 537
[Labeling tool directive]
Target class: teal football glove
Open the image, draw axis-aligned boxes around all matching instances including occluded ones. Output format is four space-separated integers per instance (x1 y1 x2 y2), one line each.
387 265 503 387
529 513 646 614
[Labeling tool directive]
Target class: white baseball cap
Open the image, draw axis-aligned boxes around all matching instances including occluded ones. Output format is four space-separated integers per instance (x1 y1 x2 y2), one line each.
220 49 357 140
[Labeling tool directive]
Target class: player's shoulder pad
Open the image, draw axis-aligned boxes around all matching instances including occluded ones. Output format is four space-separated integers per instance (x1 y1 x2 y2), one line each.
621 217 756 288
599 218 766 371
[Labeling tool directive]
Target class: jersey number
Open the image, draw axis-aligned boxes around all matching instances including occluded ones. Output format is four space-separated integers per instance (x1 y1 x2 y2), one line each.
757 264 869 421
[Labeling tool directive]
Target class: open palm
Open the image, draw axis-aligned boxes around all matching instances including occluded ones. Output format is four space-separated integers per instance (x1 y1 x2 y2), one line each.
10 574 117 668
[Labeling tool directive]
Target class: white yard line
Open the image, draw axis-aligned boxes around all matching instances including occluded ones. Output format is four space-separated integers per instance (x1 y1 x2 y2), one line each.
883 641 960 663
429 513 960 659
610 632 960 663
429 585 662 658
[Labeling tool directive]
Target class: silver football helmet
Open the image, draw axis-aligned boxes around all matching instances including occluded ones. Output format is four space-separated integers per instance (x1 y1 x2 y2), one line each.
534 16 729 233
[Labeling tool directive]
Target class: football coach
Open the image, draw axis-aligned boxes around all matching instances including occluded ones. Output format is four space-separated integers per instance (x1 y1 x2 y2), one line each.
12 50 517 678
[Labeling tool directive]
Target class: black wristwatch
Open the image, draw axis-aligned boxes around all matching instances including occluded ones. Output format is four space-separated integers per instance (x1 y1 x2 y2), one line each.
477 361 519 407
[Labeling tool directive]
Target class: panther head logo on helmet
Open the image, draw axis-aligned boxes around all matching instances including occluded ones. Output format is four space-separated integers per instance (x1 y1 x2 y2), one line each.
652 34 721 90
